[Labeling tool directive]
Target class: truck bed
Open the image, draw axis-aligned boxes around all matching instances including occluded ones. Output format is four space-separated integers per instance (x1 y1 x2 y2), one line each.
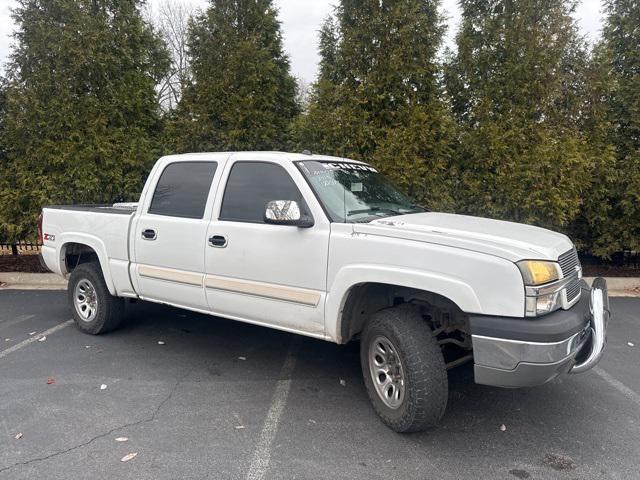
41 204 138 296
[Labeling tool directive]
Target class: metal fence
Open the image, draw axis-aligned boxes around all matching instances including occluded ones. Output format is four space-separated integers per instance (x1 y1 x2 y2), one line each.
0 242 42 256
616 250 640 268
580 251 639 268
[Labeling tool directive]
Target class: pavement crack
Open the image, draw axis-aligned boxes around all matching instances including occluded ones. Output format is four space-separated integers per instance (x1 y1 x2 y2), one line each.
0 370 191 474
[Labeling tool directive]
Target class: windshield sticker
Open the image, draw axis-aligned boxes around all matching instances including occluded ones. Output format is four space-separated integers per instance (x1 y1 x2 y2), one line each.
322 162 378 173
350 182 363 192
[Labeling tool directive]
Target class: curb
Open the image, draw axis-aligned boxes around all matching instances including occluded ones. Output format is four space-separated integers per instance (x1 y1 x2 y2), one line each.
0 272 68 290
1 272 639 297
583 277 640 297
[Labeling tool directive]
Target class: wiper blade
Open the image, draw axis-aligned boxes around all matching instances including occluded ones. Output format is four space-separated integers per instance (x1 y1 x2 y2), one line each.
400 205 427 213
347 207 401 216
348 207 380 215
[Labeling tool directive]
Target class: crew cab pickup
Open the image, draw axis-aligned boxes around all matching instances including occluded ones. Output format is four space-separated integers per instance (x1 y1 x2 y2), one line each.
39 152 609 432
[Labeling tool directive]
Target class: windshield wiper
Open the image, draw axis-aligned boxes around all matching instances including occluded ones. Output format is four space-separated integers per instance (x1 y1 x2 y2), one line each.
347 207 401 216
400 205 427 213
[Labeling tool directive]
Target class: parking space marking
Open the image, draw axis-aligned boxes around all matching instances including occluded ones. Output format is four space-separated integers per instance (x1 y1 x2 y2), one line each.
0 320 73 359
246 344 297 480
0 314 35 330
594 367 640 407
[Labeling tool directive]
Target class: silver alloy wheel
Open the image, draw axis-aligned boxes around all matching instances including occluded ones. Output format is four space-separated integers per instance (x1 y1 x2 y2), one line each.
368 335 406 409
74 278 98 322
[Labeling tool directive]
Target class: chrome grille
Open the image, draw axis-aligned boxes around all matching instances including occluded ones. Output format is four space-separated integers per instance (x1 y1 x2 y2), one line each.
558 248 580 277
565 279 581 301
558 248 581 302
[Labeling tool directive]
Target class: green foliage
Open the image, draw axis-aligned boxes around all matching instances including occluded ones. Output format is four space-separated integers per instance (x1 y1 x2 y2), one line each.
165 0 298 153
293 0 457 211
591 0 640 255
445 0 595 233
570 0 640 258
0 0 169 241
0 0 637 260
569 43 618 257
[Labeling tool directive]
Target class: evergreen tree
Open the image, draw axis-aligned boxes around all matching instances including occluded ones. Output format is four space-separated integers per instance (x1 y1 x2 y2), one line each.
571 43 618 257
167 0 298 152
591 0 640 255
0 80 8 236
0 0 169 241
445 0 593 229
294 0 456 210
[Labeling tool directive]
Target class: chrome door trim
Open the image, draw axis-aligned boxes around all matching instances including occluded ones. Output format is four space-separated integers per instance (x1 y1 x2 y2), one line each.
138 264 203 287
205 274 321 307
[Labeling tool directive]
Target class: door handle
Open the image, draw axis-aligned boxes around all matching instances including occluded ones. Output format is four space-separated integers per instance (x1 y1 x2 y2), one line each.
208 235 227 248
141 229 157 240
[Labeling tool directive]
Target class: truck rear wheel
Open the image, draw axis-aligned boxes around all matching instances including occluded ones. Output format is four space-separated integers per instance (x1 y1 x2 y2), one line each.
360 305 448 432
68 262 124 335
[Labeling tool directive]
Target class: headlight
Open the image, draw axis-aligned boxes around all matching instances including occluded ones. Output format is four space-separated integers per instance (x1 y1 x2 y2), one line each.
517 260 562 316
517 260 560 286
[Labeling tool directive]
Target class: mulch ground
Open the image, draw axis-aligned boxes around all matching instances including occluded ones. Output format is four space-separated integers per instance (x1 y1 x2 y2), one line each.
0 254 49 273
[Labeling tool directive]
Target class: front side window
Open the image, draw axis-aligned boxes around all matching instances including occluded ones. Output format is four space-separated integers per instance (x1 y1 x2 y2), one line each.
220 162 305 223
297 161 424 223
148 161 217 219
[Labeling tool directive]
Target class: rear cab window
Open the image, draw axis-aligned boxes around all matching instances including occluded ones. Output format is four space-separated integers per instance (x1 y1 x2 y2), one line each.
148 162 218 219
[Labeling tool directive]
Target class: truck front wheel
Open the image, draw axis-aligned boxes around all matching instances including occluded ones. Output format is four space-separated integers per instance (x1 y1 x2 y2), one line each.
360 305 448 432
68 262 124 334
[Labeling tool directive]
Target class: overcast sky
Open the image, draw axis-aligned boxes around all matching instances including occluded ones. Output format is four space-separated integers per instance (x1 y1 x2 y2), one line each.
0 0 605 82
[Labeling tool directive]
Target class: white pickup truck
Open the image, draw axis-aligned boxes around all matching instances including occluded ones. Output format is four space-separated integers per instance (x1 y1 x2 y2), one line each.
39 151 609 432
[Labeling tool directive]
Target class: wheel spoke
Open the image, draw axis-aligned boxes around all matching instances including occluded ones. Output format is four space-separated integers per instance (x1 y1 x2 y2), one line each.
375 368 389 384
386 384 395 399
380 376 392 390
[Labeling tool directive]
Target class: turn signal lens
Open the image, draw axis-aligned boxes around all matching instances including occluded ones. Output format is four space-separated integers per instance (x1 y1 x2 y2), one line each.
525 291 562 316
517 260 560 286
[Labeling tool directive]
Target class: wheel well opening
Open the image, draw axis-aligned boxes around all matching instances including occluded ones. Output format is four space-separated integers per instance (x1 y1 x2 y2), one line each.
62 243 99 274
339 283 469 345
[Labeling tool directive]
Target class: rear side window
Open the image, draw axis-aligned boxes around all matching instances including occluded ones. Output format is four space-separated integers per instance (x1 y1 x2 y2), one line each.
148 162 217 218
220 162 304 223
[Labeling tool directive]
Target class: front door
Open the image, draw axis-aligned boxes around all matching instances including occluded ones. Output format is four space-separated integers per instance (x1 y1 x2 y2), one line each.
204 158 330 336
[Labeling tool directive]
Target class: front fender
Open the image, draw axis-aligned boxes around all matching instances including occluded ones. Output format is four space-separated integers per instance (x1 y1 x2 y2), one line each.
325 264 482 342
57 233 117 295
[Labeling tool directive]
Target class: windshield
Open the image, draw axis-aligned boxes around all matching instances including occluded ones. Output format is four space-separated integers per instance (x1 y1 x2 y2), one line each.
297 161 425 223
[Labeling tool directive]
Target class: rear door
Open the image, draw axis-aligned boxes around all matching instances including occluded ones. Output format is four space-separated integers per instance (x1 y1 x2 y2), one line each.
204 156 330 336
131 158 225 310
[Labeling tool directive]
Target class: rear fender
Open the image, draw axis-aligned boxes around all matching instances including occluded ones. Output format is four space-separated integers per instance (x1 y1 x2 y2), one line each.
57 233 116 295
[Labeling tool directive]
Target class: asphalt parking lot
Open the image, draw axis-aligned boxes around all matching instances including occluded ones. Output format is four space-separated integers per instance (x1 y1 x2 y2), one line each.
0 290 639 480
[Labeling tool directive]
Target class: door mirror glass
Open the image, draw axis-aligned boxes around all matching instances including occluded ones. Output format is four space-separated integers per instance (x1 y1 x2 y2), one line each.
264 200 313 227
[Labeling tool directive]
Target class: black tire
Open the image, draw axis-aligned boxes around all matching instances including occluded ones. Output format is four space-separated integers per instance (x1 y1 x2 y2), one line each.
68 262 124 335
360 305 448 433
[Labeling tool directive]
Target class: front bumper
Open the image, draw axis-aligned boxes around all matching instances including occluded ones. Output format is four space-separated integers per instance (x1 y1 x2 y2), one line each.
469 278 609 388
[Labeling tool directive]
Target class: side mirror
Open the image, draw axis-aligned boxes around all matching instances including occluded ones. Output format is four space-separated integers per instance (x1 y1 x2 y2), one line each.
264 200 314 228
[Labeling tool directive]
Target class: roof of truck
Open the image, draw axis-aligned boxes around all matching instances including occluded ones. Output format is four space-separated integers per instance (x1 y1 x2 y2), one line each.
159 151 369 165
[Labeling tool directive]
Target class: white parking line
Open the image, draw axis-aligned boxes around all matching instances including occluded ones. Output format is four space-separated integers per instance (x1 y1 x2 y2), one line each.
593 367 640 407
246 345 297 480
0 320 73 359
